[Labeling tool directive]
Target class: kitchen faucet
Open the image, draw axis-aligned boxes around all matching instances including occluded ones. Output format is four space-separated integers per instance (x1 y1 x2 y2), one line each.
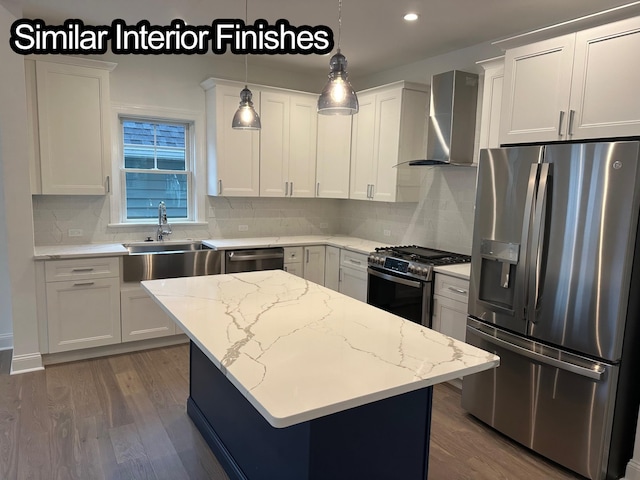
157 201 172 241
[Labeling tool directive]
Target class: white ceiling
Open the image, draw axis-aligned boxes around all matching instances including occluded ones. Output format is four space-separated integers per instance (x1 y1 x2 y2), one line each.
12 0 640 78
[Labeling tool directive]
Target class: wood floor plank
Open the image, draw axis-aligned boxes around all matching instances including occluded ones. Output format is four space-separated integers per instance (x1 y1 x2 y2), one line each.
89 357 134 429
0 351 19 480
16 370 52 480
109 422 148 465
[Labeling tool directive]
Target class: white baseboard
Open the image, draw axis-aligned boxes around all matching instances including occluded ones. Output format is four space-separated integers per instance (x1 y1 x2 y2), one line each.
0 333 13 351
10 351 44 375
624 459 640 480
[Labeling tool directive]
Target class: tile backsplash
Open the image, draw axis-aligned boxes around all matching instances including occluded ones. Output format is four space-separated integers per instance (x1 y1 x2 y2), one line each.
32 166 477 254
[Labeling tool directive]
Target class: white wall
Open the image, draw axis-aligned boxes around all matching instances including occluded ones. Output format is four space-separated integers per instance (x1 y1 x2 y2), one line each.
0 1 42 372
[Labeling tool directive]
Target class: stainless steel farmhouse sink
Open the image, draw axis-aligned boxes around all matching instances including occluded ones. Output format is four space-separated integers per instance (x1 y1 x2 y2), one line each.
122 241 221 282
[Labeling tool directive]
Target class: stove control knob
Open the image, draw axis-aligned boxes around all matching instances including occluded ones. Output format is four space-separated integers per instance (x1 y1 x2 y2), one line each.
408 265 416 274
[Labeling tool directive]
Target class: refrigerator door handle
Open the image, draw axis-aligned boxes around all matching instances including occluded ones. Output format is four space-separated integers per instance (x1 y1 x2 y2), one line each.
519 163 540 318
529 163 550 323
467 324 605 381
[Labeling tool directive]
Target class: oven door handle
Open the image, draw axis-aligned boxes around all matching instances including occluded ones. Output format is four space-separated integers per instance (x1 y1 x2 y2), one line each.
367 268 422 288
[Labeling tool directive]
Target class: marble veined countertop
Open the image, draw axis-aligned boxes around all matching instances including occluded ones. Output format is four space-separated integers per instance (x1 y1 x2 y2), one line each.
34 235 389 259
433 263 471 280
202 235 388 255
141 270 498 428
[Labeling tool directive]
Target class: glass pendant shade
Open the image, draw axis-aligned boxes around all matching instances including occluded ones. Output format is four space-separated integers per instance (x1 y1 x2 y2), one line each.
232 86 261 130
318 51 359 115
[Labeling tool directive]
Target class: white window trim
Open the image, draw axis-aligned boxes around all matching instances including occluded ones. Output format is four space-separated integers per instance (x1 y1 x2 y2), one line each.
109 103 206 226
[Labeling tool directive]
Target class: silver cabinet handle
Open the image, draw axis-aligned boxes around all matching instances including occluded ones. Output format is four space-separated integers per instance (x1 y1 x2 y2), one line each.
557 111 565 136
71 267 94 272
105 175 110 194
339 267 343 282
73 281 95 286
316 182 320 197
218 179 223 195
285 181 289 196
568 109 576 136
349 259 362 265
448 286 468 295
290 181 294 196
366 184 371 198
370 184 375 199
306 249 310 263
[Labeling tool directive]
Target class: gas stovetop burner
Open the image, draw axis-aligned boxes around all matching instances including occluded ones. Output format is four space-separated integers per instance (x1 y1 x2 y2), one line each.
369 245 470 281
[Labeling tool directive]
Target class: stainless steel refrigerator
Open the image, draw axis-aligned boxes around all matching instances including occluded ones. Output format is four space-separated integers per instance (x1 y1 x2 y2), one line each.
462 141 640 480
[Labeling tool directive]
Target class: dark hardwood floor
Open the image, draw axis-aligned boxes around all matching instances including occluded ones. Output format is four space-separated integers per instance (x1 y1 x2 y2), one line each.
0 345 582 479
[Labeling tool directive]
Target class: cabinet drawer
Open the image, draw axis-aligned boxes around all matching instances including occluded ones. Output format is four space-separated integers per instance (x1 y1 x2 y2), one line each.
340 250 368 272
45 257 120 282
284 247 303 263
434 274 469 303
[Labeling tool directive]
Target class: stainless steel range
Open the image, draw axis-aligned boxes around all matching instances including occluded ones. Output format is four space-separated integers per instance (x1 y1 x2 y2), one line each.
367 245 470 327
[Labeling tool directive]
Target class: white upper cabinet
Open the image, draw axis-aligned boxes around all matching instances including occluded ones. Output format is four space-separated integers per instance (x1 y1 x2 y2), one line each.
28 58 114 195
500 16 640 144
500 35 575 144
316 115 352 199
201 80 260 197
260 90 318 197
569 17 640 139
477 57 505 153
349 82 428 203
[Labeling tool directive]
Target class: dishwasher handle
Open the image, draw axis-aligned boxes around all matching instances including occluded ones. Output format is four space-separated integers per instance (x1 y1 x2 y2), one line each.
228 251 285 262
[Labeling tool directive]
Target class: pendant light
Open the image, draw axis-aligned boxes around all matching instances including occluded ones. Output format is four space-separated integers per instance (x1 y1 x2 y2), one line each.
317 0 359 115
232 0 261 130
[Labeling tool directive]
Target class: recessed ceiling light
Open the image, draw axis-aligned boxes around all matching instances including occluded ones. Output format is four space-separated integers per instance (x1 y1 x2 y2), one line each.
403 12 419 22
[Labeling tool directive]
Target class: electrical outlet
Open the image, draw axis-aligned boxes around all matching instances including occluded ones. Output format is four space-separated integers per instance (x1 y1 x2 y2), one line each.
238 225 249 231
68 228 83 237
320 222 329 229
383 229 391 237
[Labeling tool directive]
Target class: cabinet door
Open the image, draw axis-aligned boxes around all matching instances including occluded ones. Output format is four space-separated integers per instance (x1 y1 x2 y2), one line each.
349 93 376 200
373 89 402 202
46 278 121 353
500 35 575 145
432 295 467 342
208 84 260 196
569 17 640 139
260 91 290 197
324 246 341 291
289 94 317 198
316 115 352 199
478 57 505 153
339 267 368 303
303 246 326 285
36 61 111 195
284 262 303 277
121 287 176 342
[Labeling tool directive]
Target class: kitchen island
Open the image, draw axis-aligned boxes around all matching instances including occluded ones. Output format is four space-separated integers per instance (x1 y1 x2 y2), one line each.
142 270 498 480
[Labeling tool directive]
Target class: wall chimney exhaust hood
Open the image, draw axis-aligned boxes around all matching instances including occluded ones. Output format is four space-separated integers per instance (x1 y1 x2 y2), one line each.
410 70 479 166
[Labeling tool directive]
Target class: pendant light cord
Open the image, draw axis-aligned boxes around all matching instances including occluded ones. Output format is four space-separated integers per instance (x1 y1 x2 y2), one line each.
244 0 249 85
337 0 342 52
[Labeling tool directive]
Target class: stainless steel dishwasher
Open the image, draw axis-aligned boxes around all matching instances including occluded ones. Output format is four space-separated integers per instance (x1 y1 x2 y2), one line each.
224 248 285 273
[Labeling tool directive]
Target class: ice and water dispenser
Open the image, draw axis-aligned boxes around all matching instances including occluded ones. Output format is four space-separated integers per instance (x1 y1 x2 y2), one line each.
478 239 520 311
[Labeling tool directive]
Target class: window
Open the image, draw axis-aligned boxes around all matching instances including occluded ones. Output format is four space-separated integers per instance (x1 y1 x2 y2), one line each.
120 118 193 222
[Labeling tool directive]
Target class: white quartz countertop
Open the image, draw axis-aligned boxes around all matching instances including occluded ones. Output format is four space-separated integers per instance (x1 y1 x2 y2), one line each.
433 263 471 280
202 235 388 255
33 243 128 260
141 270 498 428
33 235 388 260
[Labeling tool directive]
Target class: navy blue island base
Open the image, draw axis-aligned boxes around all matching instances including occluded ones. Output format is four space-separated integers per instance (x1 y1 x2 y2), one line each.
187 341 433 480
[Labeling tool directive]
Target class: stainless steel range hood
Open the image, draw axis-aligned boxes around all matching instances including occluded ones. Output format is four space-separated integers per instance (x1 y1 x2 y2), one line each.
410 70 479 166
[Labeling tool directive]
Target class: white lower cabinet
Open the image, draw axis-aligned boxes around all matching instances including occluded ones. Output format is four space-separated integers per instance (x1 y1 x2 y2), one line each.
324 246 341 291
303 246 325 285
284 247 303 277
121 285 176 342
432 273 470 389
284 246 326 285
45 257 121 353
339 250 368 302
